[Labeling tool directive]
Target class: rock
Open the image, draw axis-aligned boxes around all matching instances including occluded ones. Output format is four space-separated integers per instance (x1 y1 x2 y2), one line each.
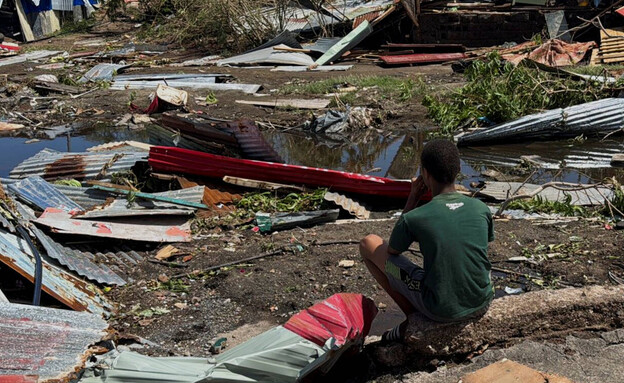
462 359 574 383
339 260 355 268
157 274 169 283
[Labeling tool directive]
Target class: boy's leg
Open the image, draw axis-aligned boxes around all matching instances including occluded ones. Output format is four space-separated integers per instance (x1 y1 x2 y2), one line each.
359 234 416 316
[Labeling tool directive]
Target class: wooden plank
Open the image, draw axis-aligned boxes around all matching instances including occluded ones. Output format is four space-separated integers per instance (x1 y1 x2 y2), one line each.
235 98 330 110
222 175 309 192
15 0 35 42
604 56 624 63
599 51 624 59
589 49 601 66
35 208 192 242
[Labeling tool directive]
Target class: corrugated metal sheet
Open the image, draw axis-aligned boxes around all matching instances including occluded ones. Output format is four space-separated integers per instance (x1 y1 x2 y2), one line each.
31 226 127 286
0 51 61 68
315 20 373 66
0 230 110 316
74 186 204 219
457 98 624 146
111 81 261 93
352 9 383 28
0 302 108 381
284 293 377 347
9 149 146 182
475 181 613 206
380 52 467 65
113 74 230 82
7 176 83 213
324 192 370 219
219 119 283 163
80 63 129 83
217 45 315 67
302 38 342 54
271 65 352 72
35 208 192 243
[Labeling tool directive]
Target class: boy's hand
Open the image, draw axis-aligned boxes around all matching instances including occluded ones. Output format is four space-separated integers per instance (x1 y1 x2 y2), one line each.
410 176 427 200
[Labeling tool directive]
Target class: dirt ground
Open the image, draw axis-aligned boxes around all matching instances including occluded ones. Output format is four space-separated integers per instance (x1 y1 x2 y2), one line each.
103 217 624 381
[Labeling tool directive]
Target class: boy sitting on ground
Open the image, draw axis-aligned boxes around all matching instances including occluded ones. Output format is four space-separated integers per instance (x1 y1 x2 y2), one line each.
360 139 494 342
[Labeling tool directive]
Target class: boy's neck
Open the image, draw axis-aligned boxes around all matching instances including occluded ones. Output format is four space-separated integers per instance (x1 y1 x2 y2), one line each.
431 183 456 197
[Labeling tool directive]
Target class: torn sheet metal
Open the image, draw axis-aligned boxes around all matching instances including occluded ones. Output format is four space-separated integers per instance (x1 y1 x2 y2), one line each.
79 63 128 83
271 65 353 72
111 81 261 94
215 119 283 163
32 226 128 286
380 52 467 65
315 21 373 66
324 192 370 219
457 98 624 146
0 50 61 68
476 181 613 206
285 293 377 347
303 37 342 54
86 141 152 152
81 293 377 383
9 149 146 182
147 124 229 155
503 39 595 67
217 44 315 67
247 30 302 53
0 230 110 316
0 302 108 381
7 176 83 213
235 98 330 109
35 208 192 243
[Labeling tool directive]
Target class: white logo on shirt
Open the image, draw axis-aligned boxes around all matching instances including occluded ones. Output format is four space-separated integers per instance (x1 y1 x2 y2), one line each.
446 202 464 210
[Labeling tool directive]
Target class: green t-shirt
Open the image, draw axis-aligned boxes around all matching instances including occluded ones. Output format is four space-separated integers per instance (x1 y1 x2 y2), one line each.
389 192 494 320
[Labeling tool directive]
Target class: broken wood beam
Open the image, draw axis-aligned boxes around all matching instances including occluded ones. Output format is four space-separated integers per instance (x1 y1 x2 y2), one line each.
222 176 309 192
405 285 624 356
611 153 624 167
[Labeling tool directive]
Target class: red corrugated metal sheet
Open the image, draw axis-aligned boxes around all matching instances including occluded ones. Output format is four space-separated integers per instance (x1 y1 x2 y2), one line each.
353 10 383 29
284 293 377 347
380 52 466 65
149 146 418 199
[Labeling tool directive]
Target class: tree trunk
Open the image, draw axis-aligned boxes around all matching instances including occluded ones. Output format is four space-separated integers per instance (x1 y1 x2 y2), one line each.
405 285 624 356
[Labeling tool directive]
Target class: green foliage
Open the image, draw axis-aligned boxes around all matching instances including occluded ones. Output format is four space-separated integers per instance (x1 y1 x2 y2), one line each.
59 19 94 34
280 75 425 104
507 194 589 217
104 0 126 20
424 53 624 137
153 279 190 293
53 179 81 187
236 189 327 214
603 178 624 218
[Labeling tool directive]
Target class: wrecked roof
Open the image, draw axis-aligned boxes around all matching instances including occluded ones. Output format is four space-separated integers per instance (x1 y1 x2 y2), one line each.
0 302 108 381
9 149 146 182
0 230 111 316
31 226 129 286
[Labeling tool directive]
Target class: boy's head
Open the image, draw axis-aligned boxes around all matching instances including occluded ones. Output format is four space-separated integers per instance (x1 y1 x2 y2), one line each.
420 139 460 186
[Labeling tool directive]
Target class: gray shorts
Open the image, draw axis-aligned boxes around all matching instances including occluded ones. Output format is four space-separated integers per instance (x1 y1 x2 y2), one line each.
385 255 489 323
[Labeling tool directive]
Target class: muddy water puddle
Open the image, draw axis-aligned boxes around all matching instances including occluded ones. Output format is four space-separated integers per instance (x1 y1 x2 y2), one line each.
1 124 622 184
264 129 624 184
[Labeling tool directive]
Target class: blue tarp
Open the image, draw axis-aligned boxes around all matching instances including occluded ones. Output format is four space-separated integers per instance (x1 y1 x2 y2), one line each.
74 0 97 5
22 0 52 14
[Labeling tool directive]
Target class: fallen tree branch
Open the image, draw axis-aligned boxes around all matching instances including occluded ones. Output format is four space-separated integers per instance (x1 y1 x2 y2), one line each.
404 285 624 356
171 249 285 279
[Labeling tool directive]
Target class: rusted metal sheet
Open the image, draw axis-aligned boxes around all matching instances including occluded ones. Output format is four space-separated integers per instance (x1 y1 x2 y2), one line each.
9 149 146 182
31 226 127 286
86 141 152 152
352 10 383 28
35 208 192 243
324 192 370 219
215 119 284 163
160 114 238 146
7 176 83 213
382 43 466 52
0 230 110 316
380 52 466 65
0 301 108 381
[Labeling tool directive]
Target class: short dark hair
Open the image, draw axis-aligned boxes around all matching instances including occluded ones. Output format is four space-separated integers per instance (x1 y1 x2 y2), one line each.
421 139 460 184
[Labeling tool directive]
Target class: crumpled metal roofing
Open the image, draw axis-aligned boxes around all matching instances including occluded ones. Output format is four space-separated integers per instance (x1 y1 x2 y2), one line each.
79 63 129 83
31 226 128 286
0 50 61 67
217 44 315 67
8 176 83 213
9 148 146 182
0 301 108 381
0 230 110 316
457 98 624 146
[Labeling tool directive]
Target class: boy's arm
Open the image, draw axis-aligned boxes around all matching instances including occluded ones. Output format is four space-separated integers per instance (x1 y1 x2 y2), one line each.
403 176 427 214
388 214 417 255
